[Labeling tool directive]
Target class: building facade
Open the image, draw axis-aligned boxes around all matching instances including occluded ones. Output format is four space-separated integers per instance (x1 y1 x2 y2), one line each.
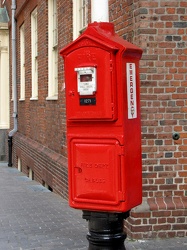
4 0 187 239
0 7 9 161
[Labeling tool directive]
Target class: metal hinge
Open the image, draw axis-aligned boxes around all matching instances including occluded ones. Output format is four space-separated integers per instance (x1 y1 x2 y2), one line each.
119 191 126 202
111 103 114 114
110 60 113 71
118 146 125 156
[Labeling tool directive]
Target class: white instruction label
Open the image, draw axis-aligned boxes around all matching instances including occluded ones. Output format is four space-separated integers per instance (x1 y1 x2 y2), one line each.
127 63 137 119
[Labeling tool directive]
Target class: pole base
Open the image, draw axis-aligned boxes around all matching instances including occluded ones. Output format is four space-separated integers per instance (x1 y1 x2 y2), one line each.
83 211 129 250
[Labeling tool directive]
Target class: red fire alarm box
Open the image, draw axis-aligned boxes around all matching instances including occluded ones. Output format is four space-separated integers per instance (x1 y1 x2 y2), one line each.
60 22 143 212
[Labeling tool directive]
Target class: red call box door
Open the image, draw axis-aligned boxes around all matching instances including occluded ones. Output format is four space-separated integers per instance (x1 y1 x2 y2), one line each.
69 139 124 210
65 47 117 121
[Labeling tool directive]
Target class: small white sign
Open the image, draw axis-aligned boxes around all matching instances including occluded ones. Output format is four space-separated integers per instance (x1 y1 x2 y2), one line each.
127 63 137 119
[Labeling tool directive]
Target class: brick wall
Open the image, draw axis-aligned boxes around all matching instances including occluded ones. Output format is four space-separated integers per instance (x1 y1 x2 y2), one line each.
14 0 72 157
6 0 71 198
13 132 68 198
5 0 187 239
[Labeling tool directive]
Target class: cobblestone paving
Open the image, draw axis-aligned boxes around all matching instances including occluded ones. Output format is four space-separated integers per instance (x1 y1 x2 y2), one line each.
0 162 186 250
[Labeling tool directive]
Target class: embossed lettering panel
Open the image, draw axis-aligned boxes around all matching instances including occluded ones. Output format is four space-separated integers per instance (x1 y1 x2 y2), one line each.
70 139 122 206
65 47 117 121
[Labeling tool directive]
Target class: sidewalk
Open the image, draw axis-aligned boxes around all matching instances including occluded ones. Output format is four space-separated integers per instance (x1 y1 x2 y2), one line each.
0 162 186 250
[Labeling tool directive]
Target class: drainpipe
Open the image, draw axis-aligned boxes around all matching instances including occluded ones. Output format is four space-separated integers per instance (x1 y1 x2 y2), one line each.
82 1 129 249
8 0 17 167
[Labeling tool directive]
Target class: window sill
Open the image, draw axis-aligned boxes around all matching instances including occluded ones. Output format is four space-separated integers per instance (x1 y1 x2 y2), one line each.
30 97 38 101
0 124 10 129
46 95 58 101
19 98 25 102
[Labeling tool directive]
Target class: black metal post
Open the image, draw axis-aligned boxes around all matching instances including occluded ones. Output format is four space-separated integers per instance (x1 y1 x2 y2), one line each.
83 211 129 250
8 136 13 167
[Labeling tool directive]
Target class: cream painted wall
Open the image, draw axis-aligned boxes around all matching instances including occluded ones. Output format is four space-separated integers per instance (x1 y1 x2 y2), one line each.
0 22 9 129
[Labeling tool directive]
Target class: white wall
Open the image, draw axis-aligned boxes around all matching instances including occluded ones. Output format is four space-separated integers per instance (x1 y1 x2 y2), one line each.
0 23 9 129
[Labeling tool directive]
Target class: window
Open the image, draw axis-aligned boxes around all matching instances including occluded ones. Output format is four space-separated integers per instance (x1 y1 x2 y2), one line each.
42 181 53 192
73 0 88 40
28 167 34 180
18 157 22 172
31 8 38 100
20 24 25 100
47 0 58 100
